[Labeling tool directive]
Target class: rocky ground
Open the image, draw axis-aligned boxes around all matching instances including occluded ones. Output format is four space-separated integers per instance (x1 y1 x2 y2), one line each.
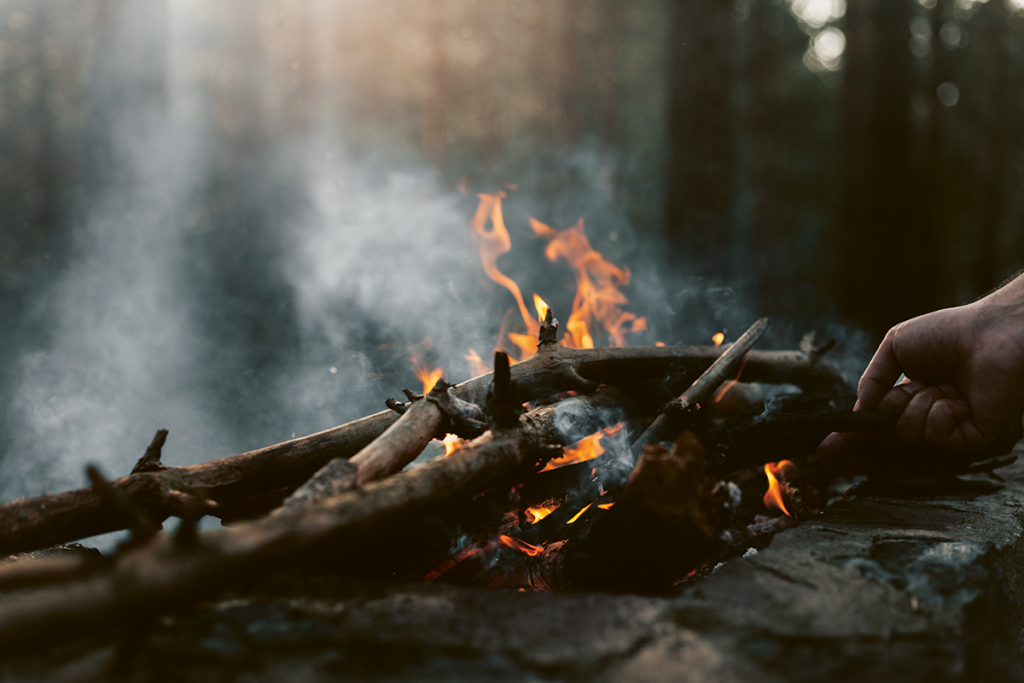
3 446 1024 683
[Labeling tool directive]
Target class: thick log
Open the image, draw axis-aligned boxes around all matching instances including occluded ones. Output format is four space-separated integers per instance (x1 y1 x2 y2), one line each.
0 342 847 556
0 381 653 658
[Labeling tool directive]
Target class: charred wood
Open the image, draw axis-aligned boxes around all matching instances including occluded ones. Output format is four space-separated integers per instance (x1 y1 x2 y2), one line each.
497 432 734 593
0 343 844 555
0 380 664 657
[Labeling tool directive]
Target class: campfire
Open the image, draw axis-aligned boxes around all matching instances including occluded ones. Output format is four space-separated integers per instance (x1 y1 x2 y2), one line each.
0 193 1018 658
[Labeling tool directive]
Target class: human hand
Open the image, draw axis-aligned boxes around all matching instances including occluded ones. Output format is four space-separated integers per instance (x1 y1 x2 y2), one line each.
854 288 1024 450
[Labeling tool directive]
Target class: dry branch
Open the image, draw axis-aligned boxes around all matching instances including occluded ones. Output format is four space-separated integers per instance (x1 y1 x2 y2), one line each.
632 318 770 451
0 374 665 657
0 342 846 555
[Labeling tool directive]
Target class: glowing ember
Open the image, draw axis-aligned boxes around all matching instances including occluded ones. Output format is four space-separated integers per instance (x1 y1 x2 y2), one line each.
764 460 795 516
566 502 593 524
597 502 615 510
540 423 623 473
524 502 559 524
655 341 666 347
713 332 725 346
499 534 544 557
443 433 465 456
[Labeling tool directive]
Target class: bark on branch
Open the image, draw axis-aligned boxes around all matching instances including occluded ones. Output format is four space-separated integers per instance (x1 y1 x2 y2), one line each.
0 342 847 555
0 382 656 658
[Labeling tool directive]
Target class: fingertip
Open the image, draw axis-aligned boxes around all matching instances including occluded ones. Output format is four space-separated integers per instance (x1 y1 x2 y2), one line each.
895 390 937 444
923 400 959 444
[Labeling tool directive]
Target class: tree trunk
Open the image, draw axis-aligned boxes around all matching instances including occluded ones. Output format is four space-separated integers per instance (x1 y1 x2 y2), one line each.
664 0 735 272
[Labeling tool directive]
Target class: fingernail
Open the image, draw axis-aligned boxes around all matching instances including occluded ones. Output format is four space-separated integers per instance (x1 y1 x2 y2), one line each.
939 384 958 396
901 383 921 396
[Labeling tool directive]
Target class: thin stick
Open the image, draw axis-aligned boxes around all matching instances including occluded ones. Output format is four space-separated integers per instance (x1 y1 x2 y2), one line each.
0 339 841 555
631 318 770 452
0 383 656 658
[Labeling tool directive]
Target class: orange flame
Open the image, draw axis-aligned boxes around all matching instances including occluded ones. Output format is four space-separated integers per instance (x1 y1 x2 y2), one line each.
465 349 490 378
539 423 623 473
534 293 550 324
414 365 443 394
763 460 795 516
566 502 593 524
408 338 443 393
713 332 725 346
524 502 559 524
713 357 748 403
443 433 465 456
499 535 544 557
469 193 538 356
530 217 636 349
597 502 615 510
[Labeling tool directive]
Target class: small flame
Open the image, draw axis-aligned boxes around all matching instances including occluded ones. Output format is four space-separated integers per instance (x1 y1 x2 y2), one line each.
713 332 725 346
499 534 544 557
655 341 665 347
443 433 465 456
540 423 623 472
764 460 795 517
415 366 443 394
465 349 490 378
408 338 443 394
534 293 550 324
469 194 538 359
566 502 593 524
524 502 559 524
597 502 615 510
713 358 748 403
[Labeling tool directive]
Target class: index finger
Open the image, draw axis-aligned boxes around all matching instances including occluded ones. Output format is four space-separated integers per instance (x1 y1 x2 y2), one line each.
855 335 905 412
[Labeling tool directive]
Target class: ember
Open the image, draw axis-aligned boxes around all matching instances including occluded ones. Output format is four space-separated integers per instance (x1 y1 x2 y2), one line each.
499 535 545 557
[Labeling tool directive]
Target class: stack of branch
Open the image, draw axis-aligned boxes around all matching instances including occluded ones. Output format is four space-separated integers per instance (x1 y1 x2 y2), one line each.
0 313 1016 659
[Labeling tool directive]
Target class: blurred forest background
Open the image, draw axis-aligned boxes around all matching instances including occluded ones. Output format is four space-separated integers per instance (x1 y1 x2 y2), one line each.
1 0 1023 500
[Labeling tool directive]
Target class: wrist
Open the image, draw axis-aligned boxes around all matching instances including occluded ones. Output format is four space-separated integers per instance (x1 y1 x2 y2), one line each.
973 277 1024 347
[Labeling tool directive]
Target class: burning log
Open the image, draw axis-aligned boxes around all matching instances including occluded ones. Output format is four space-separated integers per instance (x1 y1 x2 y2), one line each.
0 354 673 656
0 341 847 556
494 431 735 593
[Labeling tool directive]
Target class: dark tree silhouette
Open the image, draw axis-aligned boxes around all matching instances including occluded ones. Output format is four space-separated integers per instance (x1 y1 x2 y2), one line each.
664 0 735 272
